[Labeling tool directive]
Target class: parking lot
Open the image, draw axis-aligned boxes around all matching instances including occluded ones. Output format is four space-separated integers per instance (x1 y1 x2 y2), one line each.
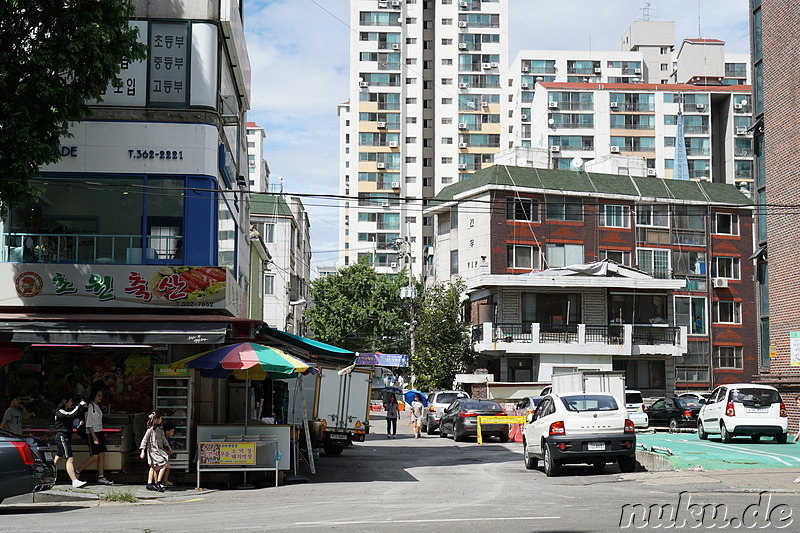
637 431 800 470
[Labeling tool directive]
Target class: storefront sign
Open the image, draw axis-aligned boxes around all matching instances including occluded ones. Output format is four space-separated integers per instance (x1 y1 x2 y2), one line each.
99 21 148 107
198 442 256 465
790 332 800 367
148 22 189 106
154 364 190 377
0 264 240 311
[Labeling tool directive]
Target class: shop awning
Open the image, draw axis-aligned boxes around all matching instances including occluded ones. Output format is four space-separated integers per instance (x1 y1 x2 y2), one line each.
259 326 356 365
0 320 229 345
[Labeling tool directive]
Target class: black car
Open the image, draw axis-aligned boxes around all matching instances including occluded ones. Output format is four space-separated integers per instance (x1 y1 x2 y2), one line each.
646 397 703 430
0 429 56 504
439 399 509 442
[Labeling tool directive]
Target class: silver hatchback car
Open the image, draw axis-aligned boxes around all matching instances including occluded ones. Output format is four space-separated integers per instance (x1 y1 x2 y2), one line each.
423 390 470 435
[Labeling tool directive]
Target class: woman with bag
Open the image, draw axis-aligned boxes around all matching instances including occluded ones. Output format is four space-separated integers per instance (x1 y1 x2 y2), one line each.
139 411 170 492
384 394 399 438
53 397 87 488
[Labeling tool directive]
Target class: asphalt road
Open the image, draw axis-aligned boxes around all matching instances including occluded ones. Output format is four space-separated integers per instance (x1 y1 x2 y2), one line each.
2 416 800 532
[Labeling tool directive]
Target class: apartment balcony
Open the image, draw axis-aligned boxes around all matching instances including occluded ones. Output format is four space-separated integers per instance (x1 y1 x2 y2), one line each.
471 322 687 357
3 232 181 264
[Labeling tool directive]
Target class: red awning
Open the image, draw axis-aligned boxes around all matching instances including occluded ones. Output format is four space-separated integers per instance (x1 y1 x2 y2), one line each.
0 346 24 368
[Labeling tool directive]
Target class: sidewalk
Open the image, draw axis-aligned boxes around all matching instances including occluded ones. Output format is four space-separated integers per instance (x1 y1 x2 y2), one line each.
6 479 216 504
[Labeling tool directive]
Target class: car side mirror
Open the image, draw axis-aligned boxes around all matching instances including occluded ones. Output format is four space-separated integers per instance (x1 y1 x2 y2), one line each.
526 413 534 424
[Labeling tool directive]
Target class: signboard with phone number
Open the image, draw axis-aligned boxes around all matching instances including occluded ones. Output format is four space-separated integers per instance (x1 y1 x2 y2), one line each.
198 442 256 466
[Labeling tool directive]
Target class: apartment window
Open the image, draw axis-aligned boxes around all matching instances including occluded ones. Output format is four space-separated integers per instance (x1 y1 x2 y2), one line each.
423 216 432 226
406 217 416 224
712 257 741 280
442 58 453 65
600 249 631 266
441 157 453 164
406 38 416 44
599 204 630 228
442 97 453 104
406 18 417 24
442 117 453 124
442 18 453 25
405 156 416 163
675 341 710 383
714 301 741 324
264 274 275 295
450 250 459 275
546 243 583 268
406 58 417 65
545 195 582 221
424 81 433 89
661 63 668 71
442 38 453 45
442 137 453 144
423 158 433 167
406 77 417 84
506 197 539 222
406 137 417 143
406 117 417 123
675 296 707 335
442 177 453 184
406 97 417 104
636 205 669 227
715 346 742 369
507 245 539 269
442 0 452 4
406 176 417 183
660 46 670 54
263 223 275 243
713 213 739 235
442 78 453 85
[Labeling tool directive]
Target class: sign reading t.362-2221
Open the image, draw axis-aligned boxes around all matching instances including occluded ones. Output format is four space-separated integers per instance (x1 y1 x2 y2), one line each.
128 149 184 160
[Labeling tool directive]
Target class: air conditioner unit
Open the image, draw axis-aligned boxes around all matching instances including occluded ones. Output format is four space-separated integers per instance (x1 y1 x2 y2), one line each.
594 67 602 74
521 66 530 73
458 142 468 148
610 146 621 153
377 121 387 128
459 1 469 6
381 202 391 208
491 62 498 68
389 141 399 148
458 43 468 50
392 0 401 7
458 163 468 170
481 101 489 107
696 103 705 110
459 21 468 27
610 101 619 108
548 101 558 108
379 0 388 6
390 262 398 268
634 68 642 74
712 277 729 288
736 127 747 135
391 181 400 189
550 145 561 153
359 81 369 88
521 83 529 89
392 43 401 50
647 168 657 176
458 123 468 129
734 103 743 110
458 82 470 89
482 62 492 69
377 162 386 169
520 114 528 121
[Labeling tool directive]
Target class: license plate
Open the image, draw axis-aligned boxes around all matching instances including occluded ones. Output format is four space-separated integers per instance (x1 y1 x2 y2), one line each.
745 408 768 414
588 442 605 451
44 452 52 461
329 433 347 440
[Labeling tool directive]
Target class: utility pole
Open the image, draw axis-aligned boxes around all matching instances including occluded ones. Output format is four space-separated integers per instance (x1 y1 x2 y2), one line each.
397 237 417 378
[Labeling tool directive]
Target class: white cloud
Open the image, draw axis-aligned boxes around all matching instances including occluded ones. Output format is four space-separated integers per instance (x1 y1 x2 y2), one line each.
243 0 751 271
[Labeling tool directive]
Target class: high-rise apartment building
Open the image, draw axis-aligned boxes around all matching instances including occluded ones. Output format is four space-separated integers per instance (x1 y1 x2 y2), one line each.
246 122 269 191
340 0 508 272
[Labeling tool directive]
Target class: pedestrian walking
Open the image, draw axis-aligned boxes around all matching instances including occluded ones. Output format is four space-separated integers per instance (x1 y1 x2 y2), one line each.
53 397 87 488
391 369 406 389
410 393 425 438
75 387 113 485
384 394 399 438
139 411 170 492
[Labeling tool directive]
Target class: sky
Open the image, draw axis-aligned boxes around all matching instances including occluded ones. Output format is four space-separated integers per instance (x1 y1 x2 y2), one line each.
243 0 751 274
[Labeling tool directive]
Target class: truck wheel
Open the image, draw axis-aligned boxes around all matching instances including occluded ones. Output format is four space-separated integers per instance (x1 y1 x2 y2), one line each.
618 456 636 473
543 445 560 477
427 423 435 436
720 423 733 443
523 440 538 470
323 442 344 456
776 433 788 444
698 420 708 440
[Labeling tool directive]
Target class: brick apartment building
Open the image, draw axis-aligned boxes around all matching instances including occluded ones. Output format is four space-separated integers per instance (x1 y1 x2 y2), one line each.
425 164 755 397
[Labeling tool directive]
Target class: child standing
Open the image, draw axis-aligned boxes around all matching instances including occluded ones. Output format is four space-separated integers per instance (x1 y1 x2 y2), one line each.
53 397 88 488
139 411 170 492
161 422 176 487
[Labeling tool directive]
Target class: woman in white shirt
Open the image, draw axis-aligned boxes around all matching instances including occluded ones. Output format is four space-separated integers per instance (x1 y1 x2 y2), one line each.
75 388 113 485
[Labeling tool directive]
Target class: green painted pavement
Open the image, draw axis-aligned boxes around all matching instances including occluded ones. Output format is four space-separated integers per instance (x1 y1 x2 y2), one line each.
637 431 800 470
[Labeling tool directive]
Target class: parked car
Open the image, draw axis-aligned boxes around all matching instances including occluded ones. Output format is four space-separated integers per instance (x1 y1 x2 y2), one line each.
625 390 649 429
515 396 543 416
423 390 470 435
677 392 711 404
697 383 788 443
439 398 508 442
646 397 703 430
0 429 56 504
522 392 637 477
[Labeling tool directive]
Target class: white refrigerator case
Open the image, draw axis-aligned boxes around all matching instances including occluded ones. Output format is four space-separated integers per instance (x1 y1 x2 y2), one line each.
153 368 194 472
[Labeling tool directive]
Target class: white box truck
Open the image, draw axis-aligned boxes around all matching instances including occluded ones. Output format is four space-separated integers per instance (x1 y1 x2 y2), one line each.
543 371 626 406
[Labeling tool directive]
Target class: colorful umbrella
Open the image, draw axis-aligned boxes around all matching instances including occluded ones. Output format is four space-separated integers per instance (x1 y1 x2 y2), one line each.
171 343 317 432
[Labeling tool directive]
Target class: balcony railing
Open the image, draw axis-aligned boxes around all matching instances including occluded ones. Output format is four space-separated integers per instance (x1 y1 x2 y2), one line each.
2 232 180 264
473 322 682 348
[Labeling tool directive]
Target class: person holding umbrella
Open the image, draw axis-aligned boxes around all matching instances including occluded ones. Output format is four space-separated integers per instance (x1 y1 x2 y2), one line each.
409 393 425 438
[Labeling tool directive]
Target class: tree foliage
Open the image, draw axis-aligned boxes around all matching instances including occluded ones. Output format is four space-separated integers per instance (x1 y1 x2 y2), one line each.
305 257 409 353
0 0 147 213
411 279 475 391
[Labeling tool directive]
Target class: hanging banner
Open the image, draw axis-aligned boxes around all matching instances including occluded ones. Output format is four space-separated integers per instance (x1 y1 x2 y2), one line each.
790 332 800 367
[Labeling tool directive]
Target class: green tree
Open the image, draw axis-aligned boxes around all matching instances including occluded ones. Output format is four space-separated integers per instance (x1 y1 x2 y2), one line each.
0 1 147 213
305 257 409 353
411 279 475 391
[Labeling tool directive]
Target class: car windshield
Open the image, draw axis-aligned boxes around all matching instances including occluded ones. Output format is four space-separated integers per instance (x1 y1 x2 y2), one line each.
560 395 619 412
437 392 467 404
625 392 643 404
461 401 502 411
676 398 703 408
729 388 781 406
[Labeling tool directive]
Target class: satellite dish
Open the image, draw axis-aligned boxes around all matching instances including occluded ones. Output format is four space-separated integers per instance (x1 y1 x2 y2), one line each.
536 76 544 82
548 118 555 125
740 99 748 105
516 158 528 167
571 157 584 169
